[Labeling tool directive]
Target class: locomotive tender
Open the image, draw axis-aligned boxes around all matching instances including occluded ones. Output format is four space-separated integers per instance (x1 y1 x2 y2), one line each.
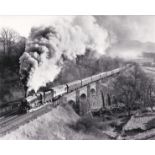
0 64 132 116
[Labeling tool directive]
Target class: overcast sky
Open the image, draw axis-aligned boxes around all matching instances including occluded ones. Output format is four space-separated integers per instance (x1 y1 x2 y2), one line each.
96 16 155 58
1 15 155 59
0 16 65 37
0 15 154 41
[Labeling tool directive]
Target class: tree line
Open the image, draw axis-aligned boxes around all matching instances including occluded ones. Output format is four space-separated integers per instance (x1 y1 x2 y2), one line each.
0 27 26 104
111 64 155 115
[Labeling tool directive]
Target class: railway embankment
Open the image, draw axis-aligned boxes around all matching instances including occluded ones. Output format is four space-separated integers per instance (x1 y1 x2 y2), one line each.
0 103 123 140
0 104 108 139
2 102 155 139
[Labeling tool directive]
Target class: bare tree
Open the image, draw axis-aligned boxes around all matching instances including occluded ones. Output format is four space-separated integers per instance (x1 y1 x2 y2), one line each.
141 76 155 111
112 64 155 116
0 27 19 55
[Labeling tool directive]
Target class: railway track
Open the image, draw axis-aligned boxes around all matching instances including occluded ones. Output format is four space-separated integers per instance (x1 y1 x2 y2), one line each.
0 115 18 127
0 101 60 137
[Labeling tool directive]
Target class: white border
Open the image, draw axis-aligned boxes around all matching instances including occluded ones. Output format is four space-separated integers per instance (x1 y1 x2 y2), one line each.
0 0 154 15
0 0 155 155
0 140 154 155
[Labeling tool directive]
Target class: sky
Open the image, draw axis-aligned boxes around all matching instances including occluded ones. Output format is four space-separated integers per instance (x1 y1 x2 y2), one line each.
1 15 155 41
96 16 155 43
1 15 155 59
0 16 64 37
96 16 155 58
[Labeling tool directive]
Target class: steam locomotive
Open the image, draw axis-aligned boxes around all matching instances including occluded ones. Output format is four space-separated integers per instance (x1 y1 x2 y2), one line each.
0 64 132 116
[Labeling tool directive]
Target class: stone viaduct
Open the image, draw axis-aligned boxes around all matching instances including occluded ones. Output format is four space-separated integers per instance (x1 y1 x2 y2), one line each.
62 71 122 116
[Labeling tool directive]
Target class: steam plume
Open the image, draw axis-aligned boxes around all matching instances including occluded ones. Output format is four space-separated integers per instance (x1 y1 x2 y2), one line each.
19 16 109 93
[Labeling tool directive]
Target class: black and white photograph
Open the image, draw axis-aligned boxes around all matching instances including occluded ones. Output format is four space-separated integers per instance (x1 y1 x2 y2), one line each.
1 15 155 140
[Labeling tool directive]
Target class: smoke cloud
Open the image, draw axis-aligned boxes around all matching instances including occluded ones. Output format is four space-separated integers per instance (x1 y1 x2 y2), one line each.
19 16 109 93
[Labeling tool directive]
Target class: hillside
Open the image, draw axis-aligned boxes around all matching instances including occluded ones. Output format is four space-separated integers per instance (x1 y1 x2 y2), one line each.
0 104 113 140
